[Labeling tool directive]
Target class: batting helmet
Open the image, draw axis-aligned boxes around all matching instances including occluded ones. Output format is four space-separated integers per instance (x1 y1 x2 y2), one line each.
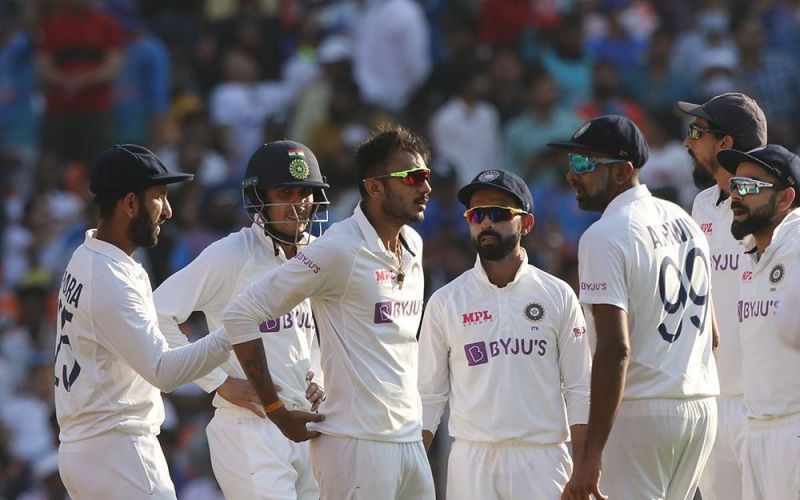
242 140 330 245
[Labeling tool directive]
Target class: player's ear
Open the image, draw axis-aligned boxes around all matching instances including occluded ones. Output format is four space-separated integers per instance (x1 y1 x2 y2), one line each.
122 192 138 218
520 213 535 236
362 178 385 199
612 161 635 185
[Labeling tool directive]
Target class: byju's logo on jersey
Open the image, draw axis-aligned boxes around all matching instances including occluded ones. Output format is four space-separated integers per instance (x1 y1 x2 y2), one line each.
259 310 315 333
373 300 423 324
524 303 545 322
464 338 547 367
462 310 493 326
711 253 739 271
737 299 779 322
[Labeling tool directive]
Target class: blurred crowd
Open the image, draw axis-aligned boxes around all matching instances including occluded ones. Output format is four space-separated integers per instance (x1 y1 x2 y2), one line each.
1 0 799 497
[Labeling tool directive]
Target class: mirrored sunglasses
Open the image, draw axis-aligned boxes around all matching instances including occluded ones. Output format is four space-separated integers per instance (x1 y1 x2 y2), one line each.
368 167 431 186
463 205 528 224
687 123 730 140
729 176 776 196
568 154 624 174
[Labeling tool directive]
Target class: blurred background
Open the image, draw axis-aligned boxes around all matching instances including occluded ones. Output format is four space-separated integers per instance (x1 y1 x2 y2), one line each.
1 0 798 498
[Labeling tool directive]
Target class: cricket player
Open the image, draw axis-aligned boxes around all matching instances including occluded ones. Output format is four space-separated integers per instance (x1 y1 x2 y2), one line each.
222 126 436 500
54 144 232 499
154 140 328 499
419 169 591 499
549 116 719 500
716 144 800 500
678 92 767 500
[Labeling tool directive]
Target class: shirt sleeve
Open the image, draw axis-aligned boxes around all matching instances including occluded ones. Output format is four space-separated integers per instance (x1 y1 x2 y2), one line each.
93 273 231 393
418 292 450 435
577 225 629 311
154 242 239 392
222 235 349 345
557 286 592 426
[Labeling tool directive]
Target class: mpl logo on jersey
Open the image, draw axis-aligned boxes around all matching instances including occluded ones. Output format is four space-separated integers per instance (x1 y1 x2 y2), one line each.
260 310 315 333
373 300 423 324
742 271 753 282
462 310 493 326
374 268 398 285
737 299 779 323
463 338 547 366
700 223 713 235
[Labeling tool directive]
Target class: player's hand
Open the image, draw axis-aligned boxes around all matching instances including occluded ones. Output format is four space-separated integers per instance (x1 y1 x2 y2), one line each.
305 371 325 411
561 458 607 500
216 377 282 419
269 406 325 442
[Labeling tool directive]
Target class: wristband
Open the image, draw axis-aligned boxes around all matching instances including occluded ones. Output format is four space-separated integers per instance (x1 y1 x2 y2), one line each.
264 399 284 414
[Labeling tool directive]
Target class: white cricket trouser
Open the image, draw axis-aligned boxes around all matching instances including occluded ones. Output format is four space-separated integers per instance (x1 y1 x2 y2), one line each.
741 411 800 500
309 433 435 500
446 439 571 500
206 406 318 500
600 397 717 500
699 394 745 500
58 431 175 500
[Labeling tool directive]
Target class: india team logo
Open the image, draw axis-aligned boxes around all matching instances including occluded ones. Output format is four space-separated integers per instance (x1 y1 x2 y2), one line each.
524 302 545 322
477 170 501 182
288 149 310 180
769 264 784 284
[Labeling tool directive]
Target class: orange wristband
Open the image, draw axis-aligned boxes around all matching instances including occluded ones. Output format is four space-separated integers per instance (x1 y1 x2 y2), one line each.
264 399 284 414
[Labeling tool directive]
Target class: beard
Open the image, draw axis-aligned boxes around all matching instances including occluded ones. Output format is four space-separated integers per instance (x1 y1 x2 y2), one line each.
688 150 715 189
574 169 613 212
382 185 427 224
128 206 160 248
730 195 777 240
472 228 519 261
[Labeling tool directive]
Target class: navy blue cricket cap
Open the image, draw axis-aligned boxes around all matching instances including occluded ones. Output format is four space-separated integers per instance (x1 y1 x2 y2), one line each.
457 169 534 213
90 144 194 196
678 93 767 151
547 114 650 168
717 144 800 188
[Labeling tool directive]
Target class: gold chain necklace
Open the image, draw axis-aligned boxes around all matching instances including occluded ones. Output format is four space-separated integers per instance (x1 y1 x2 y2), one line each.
392 238 405 289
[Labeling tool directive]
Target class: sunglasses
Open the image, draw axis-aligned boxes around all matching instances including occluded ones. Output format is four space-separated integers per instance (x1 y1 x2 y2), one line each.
464 205 528 224
367 167 431 186
687 123 730 140
568 154 625 174
729 176 777 196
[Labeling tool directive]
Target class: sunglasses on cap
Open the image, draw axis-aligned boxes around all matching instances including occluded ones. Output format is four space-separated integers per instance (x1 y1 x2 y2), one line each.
687 123 731 140
463 205 528 224
729 176 778 196
568 154 626 174
367 167 431 186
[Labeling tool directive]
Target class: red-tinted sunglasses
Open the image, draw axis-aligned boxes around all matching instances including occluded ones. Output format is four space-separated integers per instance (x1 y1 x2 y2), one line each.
367 167 431 186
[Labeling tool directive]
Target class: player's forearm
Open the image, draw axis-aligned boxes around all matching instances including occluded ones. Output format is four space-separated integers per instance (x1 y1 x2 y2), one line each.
569 424 588 469
158 314 228 392
148 326 231 392
582 342 628 463
233 339 281 408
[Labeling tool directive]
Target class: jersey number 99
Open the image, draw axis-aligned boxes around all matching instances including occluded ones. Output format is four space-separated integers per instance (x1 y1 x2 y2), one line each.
657 247 710 343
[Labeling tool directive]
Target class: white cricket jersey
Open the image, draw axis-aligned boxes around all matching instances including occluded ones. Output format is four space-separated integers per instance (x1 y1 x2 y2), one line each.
578 185 719 400
154 224 322 411
738 209 800 419
691 186 749 396
223 205 425 442
419 252 591 445
54 230 231 443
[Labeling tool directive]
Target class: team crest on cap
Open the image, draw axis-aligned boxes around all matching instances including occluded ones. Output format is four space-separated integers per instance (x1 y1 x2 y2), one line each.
524 302 545 322
769 264 785 284
573 122 591 139
288 149 310 180
478 170 501 182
